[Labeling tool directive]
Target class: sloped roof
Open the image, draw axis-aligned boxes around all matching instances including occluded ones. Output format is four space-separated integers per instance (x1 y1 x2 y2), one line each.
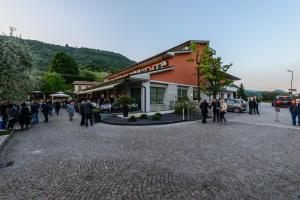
105 40 209 79
72 81 99 85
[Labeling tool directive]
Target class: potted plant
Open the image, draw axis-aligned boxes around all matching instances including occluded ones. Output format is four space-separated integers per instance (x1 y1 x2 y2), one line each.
117 95 131 117
92 107 101 123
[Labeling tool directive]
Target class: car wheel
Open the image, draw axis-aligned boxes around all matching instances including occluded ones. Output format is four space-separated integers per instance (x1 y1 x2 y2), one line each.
234 107 240 113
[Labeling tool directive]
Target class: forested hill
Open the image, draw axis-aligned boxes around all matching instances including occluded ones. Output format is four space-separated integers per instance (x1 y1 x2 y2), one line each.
0 35 136 72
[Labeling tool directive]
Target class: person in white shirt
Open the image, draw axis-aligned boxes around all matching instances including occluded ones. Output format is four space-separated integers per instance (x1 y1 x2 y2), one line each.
220 99 227 123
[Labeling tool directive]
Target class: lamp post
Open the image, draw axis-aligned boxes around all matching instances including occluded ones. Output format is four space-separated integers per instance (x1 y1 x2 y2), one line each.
287 69 294 96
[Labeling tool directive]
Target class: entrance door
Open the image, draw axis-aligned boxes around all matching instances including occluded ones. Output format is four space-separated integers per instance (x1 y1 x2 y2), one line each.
131 87 141 110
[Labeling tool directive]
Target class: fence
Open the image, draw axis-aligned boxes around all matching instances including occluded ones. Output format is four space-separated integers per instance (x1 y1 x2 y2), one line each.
174 100 202 121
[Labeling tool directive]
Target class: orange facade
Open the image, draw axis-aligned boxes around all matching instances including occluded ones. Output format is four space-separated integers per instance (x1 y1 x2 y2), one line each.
105 41 207 85
150 53 198 86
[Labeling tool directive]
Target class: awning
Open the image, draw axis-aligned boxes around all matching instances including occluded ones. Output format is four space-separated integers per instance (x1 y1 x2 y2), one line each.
49 93 70 98
79 82 122 94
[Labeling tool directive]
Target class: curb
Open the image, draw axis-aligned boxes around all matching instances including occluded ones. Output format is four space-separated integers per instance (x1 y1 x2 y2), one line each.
100 119 197 126
0 130 17 153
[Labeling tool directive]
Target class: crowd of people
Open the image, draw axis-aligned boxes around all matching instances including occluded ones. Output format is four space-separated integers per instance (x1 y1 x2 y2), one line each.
0 100 62 130
199 98 228 124
289 99 300 126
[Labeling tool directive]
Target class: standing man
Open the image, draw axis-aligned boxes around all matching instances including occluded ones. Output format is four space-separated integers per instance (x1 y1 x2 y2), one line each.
297 100 300 126
99 94 105 106
248 97 253 115
67 101 75 121
54 101 61 116
220 99 228 123
19 102 31 131
84 100 93 127
31 101 39 124
200 99 209 124
289 100 298 126
253 96 260 115
47 101 53 116
80 101 86 126
210 99 220 123
41 101 49 122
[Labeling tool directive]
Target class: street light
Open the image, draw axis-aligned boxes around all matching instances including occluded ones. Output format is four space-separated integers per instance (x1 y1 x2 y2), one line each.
287 69 294 96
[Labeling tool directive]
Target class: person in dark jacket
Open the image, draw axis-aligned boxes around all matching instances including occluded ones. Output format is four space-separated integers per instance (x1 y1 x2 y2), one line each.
289 100 298 126
297 100 300 126
99 94 105 106
6 103 18 129
54 101 61 116
109 95 115 104
47 101 53 116
209 99 220 122
84 100 93 127
41 101 49 122
19 102 31 130
253 96 260 115
0 101 8 128
200 99 209 124
80 101 86 126
31 101 39 124
248 98 253 115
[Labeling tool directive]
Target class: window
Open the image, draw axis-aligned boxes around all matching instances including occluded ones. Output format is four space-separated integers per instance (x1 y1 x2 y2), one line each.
193 89 199 100
178 88 188 99
150 87 165 104
78 86 82 91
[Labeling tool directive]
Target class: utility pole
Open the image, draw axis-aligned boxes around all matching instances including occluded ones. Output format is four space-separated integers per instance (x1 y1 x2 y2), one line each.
287 69 294 96
9 26 17 37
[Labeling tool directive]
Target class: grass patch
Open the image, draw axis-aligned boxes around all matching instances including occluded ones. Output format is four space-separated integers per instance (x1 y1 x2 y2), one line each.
0 130 11 136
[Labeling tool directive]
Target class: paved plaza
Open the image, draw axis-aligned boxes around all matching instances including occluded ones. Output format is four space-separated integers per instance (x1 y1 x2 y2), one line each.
0 105 300 199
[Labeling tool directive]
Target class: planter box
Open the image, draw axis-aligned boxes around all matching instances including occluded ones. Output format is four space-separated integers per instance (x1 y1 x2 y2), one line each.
93 113 101 123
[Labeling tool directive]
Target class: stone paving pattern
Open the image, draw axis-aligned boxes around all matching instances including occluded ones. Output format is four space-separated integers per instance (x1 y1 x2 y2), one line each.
0 105 300 199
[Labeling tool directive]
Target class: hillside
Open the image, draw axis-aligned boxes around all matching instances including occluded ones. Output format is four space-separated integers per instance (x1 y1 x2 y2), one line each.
0 35 136 72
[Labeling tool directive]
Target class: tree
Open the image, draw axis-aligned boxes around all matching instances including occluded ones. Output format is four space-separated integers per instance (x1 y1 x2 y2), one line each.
189 44 233 99
81 64 102 72
237 83 247 101
79 70 97 81
0 37 37 102
41 72 65 93
50 52 79 83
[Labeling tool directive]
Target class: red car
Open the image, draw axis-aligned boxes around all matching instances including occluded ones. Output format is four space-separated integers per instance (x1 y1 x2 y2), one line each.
272 96 292 107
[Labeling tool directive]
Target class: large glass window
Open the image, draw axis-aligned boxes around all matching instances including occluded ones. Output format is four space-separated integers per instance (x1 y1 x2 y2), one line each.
178 88 188 99
193 89 199 100
150 87 165 104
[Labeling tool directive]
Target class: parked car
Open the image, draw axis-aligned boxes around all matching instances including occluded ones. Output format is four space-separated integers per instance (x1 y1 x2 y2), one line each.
272 96 292 107
225 99 247 113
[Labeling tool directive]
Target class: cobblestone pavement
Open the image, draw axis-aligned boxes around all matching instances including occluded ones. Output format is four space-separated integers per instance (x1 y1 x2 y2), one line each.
0 111 300 199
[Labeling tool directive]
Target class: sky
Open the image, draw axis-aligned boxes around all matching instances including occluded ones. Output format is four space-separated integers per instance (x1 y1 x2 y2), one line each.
1 0 299 91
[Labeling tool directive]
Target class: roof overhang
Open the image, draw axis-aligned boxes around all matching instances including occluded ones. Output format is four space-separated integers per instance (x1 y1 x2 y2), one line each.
105 40 209 80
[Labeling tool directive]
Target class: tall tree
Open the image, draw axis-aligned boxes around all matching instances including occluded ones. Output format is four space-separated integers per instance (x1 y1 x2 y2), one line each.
237 83 247 101
0 37 36 101
189 44 233 99
50 52 79 83
41 72 65 94
79 70 97 81
188 43 211 101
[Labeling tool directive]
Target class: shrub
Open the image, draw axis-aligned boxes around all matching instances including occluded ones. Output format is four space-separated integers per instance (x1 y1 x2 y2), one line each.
154 112 162 117
139 114 148 120
92 108 100 113
152 113 161 121
117 95 131 106
128 115 137 122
